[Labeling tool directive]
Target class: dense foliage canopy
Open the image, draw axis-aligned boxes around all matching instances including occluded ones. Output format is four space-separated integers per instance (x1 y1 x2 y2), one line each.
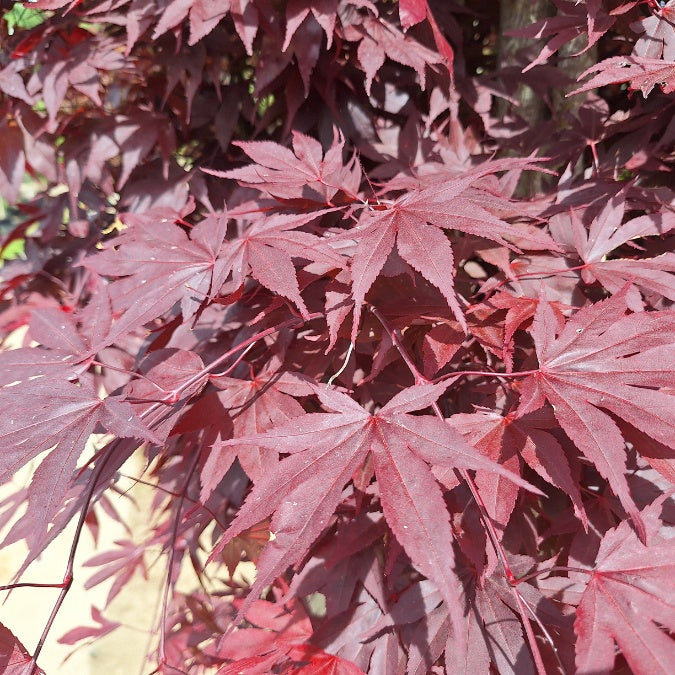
0 0 674 672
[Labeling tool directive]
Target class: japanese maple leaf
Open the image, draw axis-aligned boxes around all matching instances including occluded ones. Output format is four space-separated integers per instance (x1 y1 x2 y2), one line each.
202 370 313 487
287 647 365 674
632 0 675 60
475 582 535 675
152 0 255 47
348 169 555 340
0 285 117 386
570 195 675 310
112 112 168 189
58 607 121 646
571 56 675 96
510 0 615 72
421 321 463 377
518 290 675 537
285 512 386 608
356 15 442 93
575 502 675 674
399 0 428 30
220 596 363 673
477 570 576 675
399 572 569 675
0 622 44 675
187 0 231 45
31 35 125 128
449 407 586 532
123 348 209 442
0 119 24 203
362 579 451 673
217 211 344 317
283 0 338 51
283 8 325 95
83 212 229 332
314 576 401 671
485 291 567 370
0 338 80 387
219 519 270 579
83 540 147 607
204 130 361 205
208 382 538 641
0 378 158 547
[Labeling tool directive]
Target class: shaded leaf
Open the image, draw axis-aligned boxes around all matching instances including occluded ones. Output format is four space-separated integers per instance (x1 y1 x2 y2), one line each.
0 622 43 675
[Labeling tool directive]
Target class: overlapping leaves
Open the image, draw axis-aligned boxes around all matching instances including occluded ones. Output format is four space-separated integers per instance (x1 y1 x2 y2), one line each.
208 382 538 637
0 0 674 672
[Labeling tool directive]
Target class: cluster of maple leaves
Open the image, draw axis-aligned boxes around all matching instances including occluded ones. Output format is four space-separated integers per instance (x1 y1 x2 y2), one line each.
0 0 674 673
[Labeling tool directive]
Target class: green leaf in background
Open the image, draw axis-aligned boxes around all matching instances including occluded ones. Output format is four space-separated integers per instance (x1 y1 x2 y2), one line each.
3 3 44 34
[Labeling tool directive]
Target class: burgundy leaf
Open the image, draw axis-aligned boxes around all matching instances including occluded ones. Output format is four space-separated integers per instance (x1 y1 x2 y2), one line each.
83 212 229 331
0 622 43 675
216 210 343 317
0 120 25 202
208 383 539 636
632 0 675 60
2 1 675 670
205 129 360 204
349 167 555 340
522 290 675 536
569 193 675 308
356 15 441 93
575 502 675 674
0 379 158 546
571 56 675 96
399 0 428 31
205 370 311 487
58 606 121 645
284 0 338 51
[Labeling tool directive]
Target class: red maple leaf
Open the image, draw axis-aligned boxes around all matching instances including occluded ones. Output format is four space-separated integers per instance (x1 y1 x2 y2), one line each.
518 290 675 537
0 378 158 548
83 212 229 330
0 120 24 203
355 14 442 93
484 291 567 370
632 0 675 60
569 193 675 310
449 407 586 533
208 382 539 640
218 595 364 673
283 0 339 51
204 130 361 205
399 0 428 30
82 540 148 608
347 164 556 340
216 210 344 318
287 646 365 674
151 0 255 47
202 369 313 488
571 55 675 96
575 501 675 674
509 0 615 72
58 606 121 646
0 285 118 387
0 622 44 675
